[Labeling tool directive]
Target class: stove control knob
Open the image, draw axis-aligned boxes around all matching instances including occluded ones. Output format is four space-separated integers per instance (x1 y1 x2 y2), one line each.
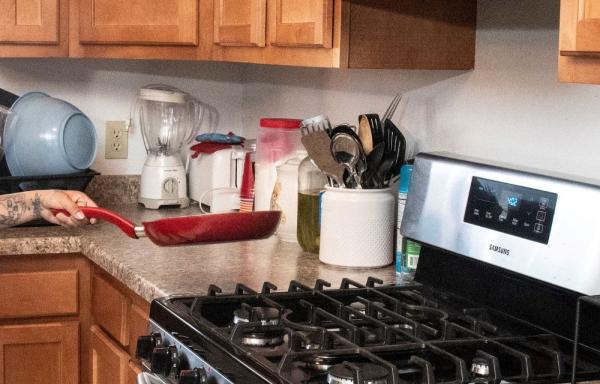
179 368 208 384
151 346 173 376
136 333 161 359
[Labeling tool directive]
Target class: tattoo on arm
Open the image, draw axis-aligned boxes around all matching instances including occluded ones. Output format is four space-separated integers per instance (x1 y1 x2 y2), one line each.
31 192 42 219
0 194 29 226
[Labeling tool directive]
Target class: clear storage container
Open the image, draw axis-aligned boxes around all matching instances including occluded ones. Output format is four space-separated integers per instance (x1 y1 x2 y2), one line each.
254 118 301 211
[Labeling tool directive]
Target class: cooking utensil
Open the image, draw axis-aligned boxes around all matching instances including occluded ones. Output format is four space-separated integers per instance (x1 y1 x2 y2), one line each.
383 119 406 180
382 94 402 123
301 131 345 187
361 142 385 188
365 114 384 149
358 115 374 155
374 156 395 188
330 131 365 188
331 123 358 137
53 207 281 246
301 115 332 137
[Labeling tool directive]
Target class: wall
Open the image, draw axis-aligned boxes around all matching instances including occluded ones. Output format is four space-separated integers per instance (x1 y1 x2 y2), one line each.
2 0 600 178
0 59 245 174
242 0 600 179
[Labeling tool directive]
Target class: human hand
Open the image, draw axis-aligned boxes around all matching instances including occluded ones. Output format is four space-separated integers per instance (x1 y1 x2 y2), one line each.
36 190 99 227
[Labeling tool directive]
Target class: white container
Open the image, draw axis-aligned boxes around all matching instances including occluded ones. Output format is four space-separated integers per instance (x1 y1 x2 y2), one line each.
319 187 395 268
254 118 301 210
271 150 306 242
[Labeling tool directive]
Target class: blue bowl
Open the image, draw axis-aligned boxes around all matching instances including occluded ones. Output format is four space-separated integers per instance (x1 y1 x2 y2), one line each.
5 92 97 176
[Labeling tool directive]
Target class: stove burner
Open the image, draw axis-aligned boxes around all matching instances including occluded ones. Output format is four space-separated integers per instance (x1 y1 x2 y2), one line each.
241 329 285 347
303 354 347 372
233 306 280 326
471 357 490 377
327 362 390 384
392 323 414 332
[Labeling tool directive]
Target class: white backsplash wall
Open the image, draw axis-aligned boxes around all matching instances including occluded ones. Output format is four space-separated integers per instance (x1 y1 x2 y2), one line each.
0 59 245 174
2 0 600 178
242 0 600 179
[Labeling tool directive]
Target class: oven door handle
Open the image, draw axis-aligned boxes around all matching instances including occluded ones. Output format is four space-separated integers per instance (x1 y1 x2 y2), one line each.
137 372 170 384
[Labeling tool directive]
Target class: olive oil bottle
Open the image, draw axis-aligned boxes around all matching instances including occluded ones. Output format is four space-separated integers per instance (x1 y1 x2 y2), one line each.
297 156 327 253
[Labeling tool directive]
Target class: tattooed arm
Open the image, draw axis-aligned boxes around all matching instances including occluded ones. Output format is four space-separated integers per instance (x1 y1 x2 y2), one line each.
0 190 98 228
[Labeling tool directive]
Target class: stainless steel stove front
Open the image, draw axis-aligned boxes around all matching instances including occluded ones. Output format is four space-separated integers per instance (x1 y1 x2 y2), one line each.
137 320 235 384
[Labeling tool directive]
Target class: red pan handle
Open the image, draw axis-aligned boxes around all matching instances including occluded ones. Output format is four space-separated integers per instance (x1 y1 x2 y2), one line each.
52 207 138 239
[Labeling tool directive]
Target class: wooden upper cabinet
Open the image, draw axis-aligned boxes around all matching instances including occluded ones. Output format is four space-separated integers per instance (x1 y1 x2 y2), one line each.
215 0 476 69
0 0 59 43
78 0 198 45
270 0 333 48
214 0 266 47
559 0 600 83
0 0 68 56
560 0 600 54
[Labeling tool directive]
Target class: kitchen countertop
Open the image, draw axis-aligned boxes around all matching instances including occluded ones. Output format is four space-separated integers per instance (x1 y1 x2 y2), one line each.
0 204 399 302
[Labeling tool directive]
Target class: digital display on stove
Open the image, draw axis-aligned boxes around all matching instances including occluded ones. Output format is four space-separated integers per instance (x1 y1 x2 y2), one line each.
464 177 557 244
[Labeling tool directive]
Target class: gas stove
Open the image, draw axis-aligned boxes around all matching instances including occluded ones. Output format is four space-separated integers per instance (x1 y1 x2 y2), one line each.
136 153 600 384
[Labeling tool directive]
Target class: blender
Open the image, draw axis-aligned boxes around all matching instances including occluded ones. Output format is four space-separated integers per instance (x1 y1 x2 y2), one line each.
136 85 204 209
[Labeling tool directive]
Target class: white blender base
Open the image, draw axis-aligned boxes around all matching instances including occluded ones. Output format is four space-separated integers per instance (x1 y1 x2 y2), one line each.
139 155 190 210
139 196 190 210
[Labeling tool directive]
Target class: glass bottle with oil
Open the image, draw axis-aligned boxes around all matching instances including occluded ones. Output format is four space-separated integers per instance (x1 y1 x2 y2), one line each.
297 156 327 253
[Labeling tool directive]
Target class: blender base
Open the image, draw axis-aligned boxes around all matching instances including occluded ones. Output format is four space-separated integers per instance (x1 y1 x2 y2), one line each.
138 196 190 210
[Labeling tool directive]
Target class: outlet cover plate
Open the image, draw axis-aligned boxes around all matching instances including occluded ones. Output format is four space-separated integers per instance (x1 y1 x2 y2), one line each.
105 121 128 159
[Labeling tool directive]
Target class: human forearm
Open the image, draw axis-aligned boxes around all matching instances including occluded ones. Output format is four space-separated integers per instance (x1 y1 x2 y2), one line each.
0 190 97 228
0 191 42 228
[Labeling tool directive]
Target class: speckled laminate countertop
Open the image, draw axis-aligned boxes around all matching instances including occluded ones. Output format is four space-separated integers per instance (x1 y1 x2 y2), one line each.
0 204 399 302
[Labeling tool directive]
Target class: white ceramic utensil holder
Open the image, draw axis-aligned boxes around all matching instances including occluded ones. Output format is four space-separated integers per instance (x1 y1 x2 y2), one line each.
319 187 395 268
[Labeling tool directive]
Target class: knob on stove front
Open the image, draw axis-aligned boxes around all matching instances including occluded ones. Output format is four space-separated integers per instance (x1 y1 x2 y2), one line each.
179 368 208 384
151 346 178 376
136 332 161 359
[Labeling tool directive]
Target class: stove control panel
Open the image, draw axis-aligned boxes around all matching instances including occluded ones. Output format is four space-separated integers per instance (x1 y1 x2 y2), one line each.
464 176 557 244
137 321 234 384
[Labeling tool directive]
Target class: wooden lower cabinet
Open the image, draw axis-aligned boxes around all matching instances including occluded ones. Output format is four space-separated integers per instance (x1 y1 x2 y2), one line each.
128 362 142 384
0 322 79 384
0 254 149 384
91 268 150 384
90 325 130 384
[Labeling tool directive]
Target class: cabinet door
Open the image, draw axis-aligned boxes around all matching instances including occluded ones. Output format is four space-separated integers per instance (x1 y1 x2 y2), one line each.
214 0 266 47
79 0 198 45
90 325 129 384
127 361 142 384
270 0 333 48
0 0 60 44
0 322 79 384
561 0 600 54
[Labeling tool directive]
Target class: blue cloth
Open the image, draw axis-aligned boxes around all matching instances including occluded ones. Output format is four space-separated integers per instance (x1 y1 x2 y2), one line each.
196 133 244 144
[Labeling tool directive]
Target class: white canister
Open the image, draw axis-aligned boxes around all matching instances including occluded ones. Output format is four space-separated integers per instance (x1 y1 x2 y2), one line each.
319 187 395 268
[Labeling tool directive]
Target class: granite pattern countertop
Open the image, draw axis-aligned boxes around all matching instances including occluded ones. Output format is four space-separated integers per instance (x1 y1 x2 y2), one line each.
0 204 399 302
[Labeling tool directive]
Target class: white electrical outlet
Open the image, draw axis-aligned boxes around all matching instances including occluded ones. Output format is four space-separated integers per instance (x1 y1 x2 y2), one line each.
105 121 128 159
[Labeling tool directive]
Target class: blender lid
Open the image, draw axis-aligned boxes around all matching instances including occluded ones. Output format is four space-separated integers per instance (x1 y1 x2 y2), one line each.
138 85 187 104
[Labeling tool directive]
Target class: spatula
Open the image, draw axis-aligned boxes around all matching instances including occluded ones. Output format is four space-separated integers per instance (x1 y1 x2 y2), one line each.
301 130 345 187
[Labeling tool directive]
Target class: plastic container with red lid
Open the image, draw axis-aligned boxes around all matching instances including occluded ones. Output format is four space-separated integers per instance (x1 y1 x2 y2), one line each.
259 118 302 129
254 118 301 210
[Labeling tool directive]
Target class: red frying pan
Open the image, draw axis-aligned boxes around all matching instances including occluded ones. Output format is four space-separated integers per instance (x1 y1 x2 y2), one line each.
53 207 281 246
